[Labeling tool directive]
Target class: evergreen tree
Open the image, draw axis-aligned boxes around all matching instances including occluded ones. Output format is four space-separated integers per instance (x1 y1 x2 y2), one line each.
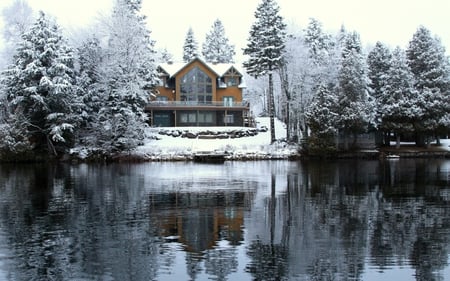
2 11 79 156
406 26 450 145
379 47 418 148
305 84 339 153
367 42 392 100
158 48 174 63
367 42 392 144
75 35 104 131
202 19 235 63
91 0 159 153
304 18 334 66
183 27 199 62
336 32 374 150
243 0 286 143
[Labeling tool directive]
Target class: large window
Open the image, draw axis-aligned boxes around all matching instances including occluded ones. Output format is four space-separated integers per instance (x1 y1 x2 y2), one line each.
180 67 213 104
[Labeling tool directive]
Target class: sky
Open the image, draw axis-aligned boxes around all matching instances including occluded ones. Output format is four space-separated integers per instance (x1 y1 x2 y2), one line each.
0 0 449 63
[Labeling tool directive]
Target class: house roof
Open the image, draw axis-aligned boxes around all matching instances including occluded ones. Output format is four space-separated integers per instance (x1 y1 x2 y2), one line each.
159 57 244 78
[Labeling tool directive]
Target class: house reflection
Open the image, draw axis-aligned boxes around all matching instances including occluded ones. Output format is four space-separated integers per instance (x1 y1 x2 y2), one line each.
149 191 248 253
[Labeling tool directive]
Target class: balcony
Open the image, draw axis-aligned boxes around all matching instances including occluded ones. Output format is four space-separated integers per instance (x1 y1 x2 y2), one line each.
145 101 250 110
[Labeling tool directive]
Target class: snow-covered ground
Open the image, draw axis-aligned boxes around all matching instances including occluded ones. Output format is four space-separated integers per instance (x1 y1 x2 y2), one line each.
133 117 299 160
389 139 450 151
442 139 450 151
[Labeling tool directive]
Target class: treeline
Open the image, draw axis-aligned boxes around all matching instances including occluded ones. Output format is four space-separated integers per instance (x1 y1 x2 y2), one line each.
0 0 160 161
0 0 449 161
240 1 449 152
275 19 449 151
0 0 241 161
290 21 449 152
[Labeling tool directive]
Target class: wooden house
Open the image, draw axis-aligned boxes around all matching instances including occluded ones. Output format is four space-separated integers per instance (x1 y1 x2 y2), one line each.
146 58 252 127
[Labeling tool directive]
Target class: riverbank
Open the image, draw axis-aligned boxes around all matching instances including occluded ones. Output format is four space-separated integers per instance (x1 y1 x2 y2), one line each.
129 117 299 161
56 117 447 162
108 118 450 162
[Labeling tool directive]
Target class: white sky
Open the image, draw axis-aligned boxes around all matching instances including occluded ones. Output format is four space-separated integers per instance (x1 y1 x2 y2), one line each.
0 0 449 63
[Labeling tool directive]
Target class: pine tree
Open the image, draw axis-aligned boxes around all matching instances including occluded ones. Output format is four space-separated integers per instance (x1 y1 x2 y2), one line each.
305 84 339 152
367 42 392 144
158 48 174 63
2 11 79 156
379 47 418 148
243 0 286 143
75 35 103 130
367 42 392 100
91 0 159 153
183 27 199 62
304 18 334 65
336 32 374 150
406 26 450 145
202 19 235 63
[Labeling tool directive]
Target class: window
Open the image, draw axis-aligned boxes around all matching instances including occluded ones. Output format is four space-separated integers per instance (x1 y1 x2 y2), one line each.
180 67 213 104
224 114 234 124
224 67 240 87
180 113 197 123
223 96 234 107
227 77 238 86
198 112 213 123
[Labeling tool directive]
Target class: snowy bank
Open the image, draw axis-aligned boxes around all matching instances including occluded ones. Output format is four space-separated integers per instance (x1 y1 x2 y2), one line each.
132 117 299 161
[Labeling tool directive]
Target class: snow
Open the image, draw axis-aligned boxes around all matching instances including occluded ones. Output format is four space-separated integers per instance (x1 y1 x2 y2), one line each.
389 139 450 152
133 117 298 160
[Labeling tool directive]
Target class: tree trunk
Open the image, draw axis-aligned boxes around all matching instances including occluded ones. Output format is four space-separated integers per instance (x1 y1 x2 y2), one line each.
396 134 401 149
268 72 276 144
384 131 391 146
286 100 290 141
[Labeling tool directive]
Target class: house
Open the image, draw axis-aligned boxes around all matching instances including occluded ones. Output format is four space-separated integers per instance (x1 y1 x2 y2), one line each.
145 58 253 127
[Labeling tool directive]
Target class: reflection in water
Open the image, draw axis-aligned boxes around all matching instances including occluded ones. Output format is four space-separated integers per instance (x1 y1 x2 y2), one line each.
0 160 448 281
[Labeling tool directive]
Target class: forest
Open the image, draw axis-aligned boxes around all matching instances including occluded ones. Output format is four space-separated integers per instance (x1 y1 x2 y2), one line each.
0 0 449 161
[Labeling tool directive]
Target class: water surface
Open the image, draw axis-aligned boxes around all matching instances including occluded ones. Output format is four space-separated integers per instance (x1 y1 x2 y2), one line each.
0 159 449 280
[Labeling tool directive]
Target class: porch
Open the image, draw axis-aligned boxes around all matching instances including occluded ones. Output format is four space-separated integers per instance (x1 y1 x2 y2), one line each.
145 101 254 127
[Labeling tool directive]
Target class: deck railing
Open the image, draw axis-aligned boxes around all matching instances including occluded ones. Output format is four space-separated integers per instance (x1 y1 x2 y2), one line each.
146 101 250 108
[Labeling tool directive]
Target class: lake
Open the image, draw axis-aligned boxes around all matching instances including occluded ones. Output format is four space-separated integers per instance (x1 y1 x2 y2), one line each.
0 159 449 281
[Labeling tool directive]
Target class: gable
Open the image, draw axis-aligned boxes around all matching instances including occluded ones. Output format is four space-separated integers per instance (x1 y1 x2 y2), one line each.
158 58 242 79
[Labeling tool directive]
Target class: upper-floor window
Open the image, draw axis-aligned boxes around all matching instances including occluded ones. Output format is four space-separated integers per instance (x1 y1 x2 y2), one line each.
224 67 240 87
226 77 238 86
180 67 213 104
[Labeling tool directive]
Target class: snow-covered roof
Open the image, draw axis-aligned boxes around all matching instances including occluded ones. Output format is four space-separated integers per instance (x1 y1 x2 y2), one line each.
159 57 243 78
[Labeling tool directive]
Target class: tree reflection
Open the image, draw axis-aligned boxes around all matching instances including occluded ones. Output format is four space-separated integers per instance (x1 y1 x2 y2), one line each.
0 160 449 280
246 172 289 281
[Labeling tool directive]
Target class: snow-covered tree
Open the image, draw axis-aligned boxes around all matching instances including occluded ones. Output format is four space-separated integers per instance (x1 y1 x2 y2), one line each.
407 26 450 92
305 84 339 153
202 19 235 63
157 48 174 63
243 0 286 143
1 0 34 68
89 0 159 153
75 35 104 129
367 42 392 143
277 19 340 143
336 32 374 149
1 11 79 156
367 42 392 100
379 47 417 148
406 26 450 145
183 27 199 62
304 18 335 66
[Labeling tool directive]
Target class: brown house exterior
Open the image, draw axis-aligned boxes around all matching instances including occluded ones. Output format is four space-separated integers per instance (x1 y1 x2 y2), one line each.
145 58 252 127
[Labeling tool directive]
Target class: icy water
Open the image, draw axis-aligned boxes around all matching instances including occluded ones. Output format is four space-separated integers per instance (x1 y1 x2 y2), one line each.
0 159 449 281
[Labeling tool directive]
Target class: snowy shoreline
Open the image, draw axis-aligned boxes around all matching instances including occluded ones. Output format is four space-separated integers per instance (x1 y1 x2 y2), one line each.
69 117 450 162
